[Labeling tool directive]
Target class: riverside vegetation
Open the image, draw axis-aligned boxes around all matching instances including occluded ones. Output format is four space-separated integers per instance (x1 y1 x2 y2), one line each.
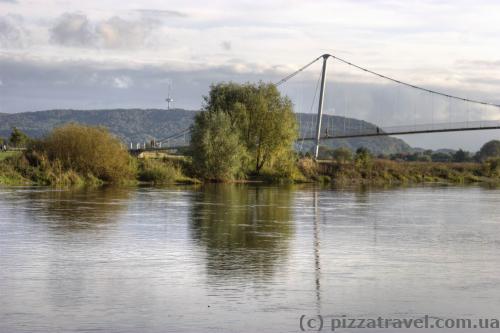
2 83 500 186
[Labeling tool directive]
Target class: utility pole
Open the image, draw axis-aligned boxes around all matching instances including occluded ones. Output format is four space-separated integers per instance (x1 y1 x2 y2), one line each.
314 54 329 159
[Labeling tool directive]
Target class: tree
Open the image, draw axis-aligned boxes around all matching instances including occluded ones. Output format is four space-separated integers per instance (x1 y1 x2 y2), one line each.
331 147 352 163
203 82 298 174
355 147 371 159
9 127 29 147
431 152 452 162
477 140 500 162
452 149 471 163
190 110 247 181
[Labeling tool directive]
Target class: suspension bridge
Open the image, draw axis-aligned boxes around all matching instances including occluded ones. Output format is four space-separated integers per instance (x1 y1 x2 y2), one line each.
130 53 500 158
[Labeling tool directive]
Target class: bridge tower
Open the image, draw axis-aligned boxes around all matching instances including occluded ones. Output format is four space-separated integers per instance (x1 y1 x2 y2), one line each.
314 54 330 159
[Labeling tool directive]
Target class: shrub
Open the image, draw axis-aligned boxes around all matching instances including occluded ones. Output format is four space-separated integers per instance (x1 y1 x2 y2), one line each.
31 123 136 183
297 157 318 179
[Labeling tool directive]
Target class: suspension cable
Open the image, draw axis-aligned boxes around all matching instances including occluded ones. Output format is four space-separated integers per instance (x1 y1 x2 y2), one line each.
274 56 323 87
326 53 500 108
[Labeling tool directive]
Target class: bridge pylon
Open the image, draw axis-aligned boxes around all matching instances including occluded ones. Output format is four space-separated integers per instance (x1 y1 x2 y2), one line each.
314 54 330 159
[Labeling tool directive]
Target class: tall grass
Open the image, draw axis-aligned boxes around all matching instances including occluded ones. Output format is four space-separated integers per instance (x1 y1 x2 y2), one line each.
138 158 183 184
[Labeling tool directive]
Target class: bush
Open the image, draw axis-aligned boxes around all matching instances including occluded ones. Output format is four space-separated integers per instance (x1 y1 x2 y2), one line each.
30 123 136 183
298 157 318 179
0 157 28 185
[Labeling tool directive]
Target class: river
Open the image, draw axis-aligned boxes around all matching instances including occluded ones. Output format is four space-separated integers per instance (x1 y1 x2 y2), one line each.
1 184 500 332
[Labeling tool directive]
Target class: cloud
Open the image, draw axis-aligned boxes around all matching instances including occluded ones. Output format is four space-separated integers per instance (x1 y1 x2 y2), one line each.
112 76 133 89
134 9 188 19
0 15 28 48
50 12 94 47
49 12 161 49
221 41 231 51
96 16 158 49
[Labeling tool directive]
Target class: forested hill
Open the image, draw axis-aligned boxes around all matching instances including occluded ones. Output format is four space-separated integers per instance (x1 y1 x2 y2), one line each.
0 109 412 154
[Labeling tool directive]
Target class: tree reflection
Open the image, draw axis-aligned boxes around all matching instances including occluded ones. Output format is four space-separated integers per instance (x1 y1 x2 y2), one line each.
190 184 294 280
24 187 131 230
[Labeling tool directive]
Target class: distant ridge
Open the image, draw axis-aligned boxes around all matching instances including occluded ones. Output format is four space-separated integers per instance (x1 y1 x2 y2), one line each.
0 109 413 154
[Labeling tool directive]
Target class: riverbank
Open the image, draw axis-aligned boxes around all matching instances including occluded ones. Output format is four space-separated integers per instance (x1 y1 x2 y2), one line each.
2 149 500 187
0 151 197 186
312 159 500 185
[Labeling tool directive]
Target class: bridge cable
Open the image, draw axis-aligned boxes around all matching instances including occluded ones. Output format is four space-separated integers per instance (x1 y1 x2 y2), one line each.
327 53 500 108
275 56 323 87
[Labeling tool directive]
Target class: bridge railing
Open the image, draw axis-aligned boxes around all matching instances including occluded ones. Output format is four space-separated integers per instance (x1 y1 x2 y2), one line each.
312 120 500 139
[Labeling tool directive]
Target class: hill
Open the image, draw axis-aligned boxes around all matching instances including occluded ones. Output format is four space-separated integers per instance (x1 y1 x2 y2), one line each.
0 109 412 155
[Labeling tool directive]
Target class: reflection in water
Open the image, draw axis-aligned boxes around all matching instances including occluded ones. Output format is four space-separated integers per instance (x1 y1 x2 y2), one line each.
24 187 131 230
190 184 294 280
313 190 321 312
2 185 500 332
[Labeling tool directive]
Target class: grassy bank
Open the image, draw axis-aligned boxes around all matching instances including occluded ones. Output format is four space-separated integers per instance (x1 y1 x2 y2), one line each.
1 125 499 187
312 159 500 185
0 151 21 161
3 150 500 187
0 153 197 186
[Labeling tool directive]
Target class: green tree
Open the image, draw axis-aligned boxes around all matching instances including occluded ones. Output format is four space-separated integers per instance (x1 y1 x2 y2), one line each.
203 82 298 174
452 149 471 162
9 127 29 147
190 110 247 181
331 147 352 163
354 147 373 177
477 140 500 162
431 152 452 162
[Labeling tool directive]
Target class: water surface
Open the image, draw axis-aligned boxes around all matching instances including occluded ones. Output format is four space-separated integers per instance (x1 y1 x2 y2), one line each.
1 184 500 332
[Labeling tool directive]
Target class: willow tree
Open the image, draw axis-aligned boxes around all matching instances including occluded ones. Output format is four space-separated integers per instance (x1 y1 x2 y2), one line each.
202 82 298 174
190 110 247 181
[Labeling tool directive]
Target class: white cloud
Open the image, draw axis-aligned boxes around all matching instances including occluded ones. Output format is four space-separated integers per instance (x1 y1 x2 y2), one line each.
0 14 29 48
50 12 94 47
112 76 133 89
221 40 231 51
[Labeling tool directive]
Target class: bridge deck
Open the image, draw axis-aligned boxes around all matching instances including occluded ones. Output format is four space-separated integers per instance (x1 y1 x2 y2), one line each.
298 120 500 141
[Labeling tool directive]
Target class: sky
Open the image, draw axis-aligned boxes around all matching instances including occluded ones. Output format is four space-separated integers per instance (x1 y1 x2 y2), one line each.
1 0 500 150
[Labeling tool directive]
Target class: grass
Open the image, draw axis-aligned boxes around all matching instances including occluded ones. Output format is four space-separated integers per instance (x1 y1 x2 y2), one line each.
2 145 499 188
0 151 21 161
138 158 198 184
316 159 497 185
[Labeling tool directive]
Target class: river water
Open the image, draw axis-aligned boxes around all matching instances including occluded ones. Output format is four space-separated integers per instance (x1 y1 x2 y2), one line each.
1 184 500 332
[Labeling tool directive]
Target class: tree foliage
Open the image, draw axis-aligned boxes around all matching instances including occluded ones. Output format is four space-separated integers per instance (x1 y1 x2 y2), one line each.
331 147 352 163
202 82 298 174
9 127 29 147
478 140 500 161
452 149 471 162
190 110 247 181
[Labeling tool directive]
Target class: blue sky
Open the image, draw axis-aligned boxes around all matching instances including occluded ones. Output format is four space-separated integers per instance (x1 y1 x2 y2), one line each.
1 0 500 150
